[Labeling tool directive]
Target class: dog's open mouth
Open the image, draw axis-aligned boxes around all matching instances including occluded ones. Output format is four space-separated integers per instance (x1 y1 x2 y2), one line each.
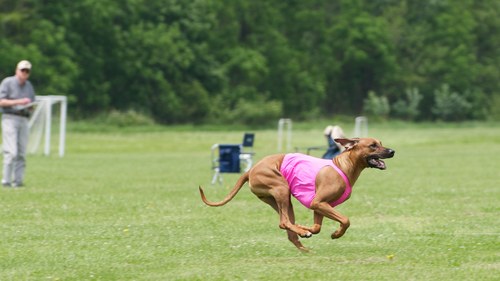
366 149 395 170
367 156 387 170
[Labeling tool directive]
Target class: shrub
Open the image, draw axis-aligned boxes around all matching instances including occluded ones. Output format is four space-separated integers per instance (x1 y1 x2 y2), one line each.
209 96 283 126
392 88 423 121
104 109 155 127
231 98 282 126
431 84 472 121
490 94 500 121
463 89 489 120
363 91 390 120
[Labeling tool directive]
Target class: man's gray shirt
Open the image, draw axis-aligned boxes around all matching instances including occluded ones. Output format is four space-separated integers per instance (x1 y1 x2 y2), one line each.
0 76 36 114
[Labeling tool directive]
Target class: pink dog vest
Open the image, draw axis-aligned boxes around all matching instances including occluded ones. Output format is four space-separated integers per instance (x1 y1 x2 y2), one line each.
280 153 352 209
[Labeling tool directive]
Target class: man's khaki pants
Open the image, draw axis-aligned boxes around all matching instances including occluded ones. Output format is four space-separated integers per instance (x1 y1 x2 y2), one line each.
2 114 29 185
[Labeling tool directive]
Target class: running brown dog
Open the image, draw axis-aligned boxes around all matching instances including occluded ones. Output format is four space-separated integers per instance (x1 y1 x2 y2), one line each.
199 138 395 252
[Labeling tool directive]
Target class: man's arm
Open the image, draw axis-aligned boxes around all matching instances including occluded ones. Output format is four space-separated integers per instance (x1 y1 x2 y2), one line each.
0 79 31 108
0 98 31 108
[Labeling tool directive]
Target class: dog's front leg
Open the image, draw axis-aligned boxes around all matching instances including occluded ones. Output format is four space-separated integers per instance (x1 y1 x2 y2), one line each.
309 201 350 239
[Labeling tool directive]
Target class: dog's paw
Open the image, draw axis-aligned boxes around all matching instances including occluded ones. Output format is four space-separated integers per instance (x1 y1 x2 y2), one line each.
301 231 313 238
331 230 344 239
299 246 310 253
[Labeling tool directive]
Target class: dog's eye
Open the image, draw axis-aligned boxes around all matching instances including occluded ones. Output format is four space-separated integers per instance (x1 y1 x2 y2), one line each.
370 143 378 149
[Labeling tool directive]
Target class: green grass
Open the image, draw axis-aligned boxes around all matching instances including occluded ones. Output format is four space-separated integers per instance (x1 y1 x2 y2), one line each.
0 122 498 280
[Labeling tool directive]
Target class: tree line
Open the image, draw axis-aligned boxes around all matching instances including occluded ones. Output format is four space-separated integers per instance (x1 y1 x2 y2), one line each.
1 0 498 124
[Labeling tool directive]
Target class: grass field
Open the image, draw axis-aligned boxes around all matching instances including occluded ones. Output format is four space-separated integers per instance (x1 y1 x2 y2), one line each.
0 121 498 280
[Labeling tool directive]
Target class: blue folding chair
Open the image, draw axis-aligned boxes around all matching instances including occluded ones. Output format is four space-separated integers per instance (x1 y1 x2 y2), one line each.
211 133 255 184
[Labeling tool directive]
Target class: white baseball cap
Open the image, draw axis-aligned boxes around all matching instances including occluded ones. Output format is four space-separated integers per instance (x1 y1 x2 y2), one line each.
17 60 32 70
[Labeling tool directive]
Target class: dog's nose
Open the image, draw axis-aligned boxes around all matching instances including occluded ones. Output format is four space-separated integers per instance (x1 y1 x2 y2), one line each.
387 149 395 157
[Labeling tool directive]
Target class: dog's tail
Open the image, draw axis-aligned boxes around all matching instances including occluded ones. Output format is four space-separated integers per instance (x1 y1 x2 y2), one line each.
199 172 249 207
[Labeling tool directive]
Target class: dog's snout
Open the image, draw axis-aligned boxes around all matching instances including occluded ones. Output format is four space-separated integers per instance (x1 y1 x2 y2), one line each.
387 149 395 157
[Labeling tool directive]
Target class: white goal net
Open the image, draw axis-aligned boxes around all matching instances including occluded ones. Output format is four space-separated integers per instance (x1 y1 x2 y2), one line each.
28 95 67 157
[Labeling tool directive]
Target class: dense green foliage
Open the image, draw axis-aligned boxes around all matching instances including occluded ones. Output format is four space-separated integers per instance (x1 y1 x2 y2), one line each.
1 0 498 123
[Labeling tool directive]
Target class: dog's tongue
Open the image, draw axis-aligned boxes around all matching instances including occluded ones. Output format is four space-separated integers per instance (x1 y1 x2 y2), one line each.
369 158 386 169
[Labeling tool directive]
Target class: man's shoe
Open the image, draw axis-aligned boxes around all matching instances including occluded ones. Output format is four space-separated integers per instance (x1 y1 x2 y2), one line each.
12 182 23 188
2 182 11 188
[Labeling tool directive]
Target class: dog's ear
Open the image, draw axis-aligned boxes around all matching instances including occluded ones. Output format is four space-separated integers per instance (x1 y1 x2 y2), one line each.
334 138 360 150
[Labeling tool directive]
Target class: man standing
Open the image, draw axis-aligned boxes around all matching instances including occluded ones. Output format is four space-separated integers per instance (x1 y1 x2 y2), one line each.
0 60 36 187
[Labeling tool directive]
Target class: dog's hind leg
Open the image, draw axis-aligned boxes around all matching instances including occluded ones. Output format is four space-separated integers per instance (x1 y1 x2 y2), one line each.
249 174 313 239
257 196 310 252
285 201 311 252
268 186 313 238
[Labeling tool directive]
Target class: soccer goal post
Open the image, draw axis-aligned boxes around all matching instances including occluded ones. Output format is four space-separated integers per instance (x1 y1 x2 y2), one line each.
353 116 368 137
277 118 292 152
28 95 67 157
